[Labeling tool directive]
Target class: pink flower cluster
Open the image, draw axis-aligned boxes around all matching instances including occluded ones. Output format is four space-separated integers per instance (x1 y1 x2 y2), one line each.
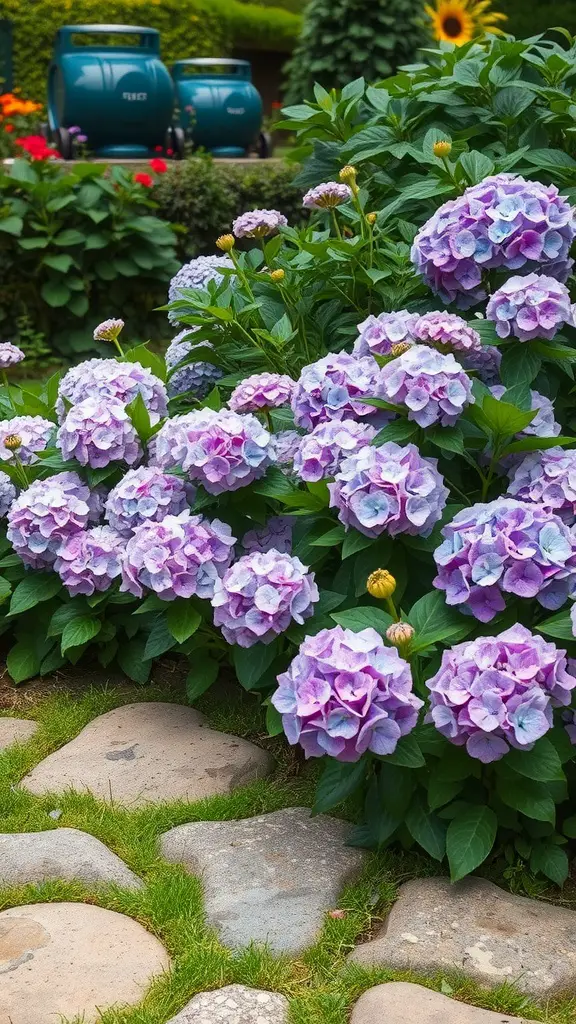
229 372 295 413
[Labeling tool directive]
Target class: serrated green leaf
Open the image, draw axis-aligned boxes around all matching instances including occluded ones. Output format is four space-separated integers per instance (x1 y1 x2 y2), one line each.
166 601 202 644
312 757 368 814
447 805 497 881
406 795 447 860
331 606 393 637
8 575 62 616
61 616 101 654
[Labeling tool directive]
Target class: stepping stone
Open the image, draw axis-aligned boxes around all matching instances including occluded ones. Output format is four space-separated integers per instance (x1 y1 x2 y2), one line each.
0 901 170 1024
0 717 37 750
0 828 142 890
348 876 576 997
350 982 538 1024
166 984 289 1023
21 703 273 807
160 806 366 953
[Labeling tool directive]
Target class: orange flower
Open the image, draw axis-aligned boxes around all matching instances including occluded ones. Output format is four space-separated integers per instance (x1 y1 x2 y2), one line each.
4 124 13 133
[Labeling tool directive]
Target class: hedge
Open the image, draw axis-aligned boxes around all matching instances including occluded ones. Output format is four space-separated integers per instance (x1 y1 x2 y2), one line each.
0 0 301 102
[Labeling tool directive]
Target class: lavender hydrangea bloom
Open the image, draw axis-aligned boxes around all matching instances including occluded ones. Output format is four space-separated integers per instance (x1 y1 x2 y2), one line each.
294 419 376 482
411 174 576 306
271 430 303 475
291 353 385 430
272 626 423 761
212 549 319 647
54 526 124 597
57 398 141 469
0 416 54 465
151 408 273 494
0 342 25 369
352 310 418 358
121 510 235 601
486 273 572 341
380 345 474 428
104 466 192 536
0 471 16 517
7 472 92 569
165 329 223 399
302 183 352 209
242 516 294 555
229 373 295 413
329 442 448 538
426 624 576 763
506 448 576 523
168 255 233 324
433 498 576 622
460 344 502 386
56 358 167 424
232 209 288 238
490 386 560 439
412 311 482 353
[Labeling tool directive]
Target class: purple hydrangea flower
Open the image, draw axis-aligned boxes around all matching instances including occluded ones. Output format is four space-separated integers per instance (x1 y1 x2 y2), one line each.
0 342 25 369
433 498 576 622
93 318 124 343
486 273 572 341
272 626 423 761
229 373 295 413
168 255 233 324
0 416 54 465
121 510 235 601
7 472 92 569
242 516 294 555
411 174 576 306
291 353 385 430
460 344 502 386
232 209 288 238
56 358 168 425
0 471 16 517
563 707 576 743
54 526 124 597
165 330 223 399
151 408 273 494
104 466 193 536
212 549 319 647
426 624 576 763
302 183 352 209
380 345 474 428
506 448 576 523
271 430 303 474
329 441 448 538
352 310 418 358
412 311 483 354
490 386 560 440
294 419 376 482
57 397 141 469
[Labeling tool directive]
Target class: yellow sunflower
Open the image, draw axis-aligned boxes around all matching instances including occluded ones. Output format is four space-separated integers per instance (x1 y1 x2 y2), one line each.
425 0 507 45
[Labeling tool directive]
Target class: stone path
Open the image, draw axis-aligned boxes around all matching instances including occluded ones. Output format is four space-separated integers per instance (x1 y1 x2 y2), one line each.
22 703 273 807
350 983 538 1024
0 717 38 750
0 901 170 1024
0 828 142 889
349 876 576 997
166 984 289 1023
160 806 366 952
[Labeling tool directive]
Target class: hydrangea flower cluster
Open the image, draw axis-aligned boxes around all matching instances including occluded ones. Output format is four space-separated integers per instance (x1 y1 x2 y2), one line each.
490 386 560 439
272 626 423 761
460 345 502 387
433 498 576 622
121 511 235 601
57 398 141 469
7 472 92 569
291 353 385 430
54 526 124 597
380 345 474 427
168 255 233 323
426 624 576 763
165 330 223 399
212 549 319 647
228 372 295 413
242 516 294 555
486 273 572 341
56 358 167 424
506 448 576 523
302 183 352 209
152 408 273 494
411 174 576 305
0 416 54 465
105 466 192 536
329 441 448 538
0 471 16 517
0 342 25 368
352 310 418 358
232 209 288 238
293 419 376 482
271 430 303 474
412 311 482 354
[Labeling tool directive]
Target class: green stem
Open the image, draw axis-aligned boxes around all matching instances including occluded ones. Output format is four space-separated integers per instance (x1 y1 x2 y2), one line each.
112 338 125 358
331 210 342 240
229 249 255 301
385 596 400 622
2 371 17 416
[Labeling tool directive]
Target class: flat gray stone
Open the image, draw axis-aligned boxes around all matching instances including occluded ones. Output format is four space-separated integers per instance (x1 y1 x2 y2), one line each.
21 703 273 807
350 983 538 1024
348 876 576 997
166 984 289 1023
0 901 170 1024
0 828 142 890
160 806 366 953
0 717 37 750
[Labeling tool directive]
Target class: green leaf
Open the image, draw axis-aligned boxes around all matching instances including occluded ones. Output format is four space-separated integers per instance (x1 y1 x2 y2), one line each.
265 702 284 737
40 281 71 308
480 394 536 436
0 215 23 236
428 425 465 455
8 575 62 616
118 638 153 684
529 843 569 886
428 773 464 811
0 576 11 604
61 616 101 654
505 738 563 783
382 733 425 768
53 229 85 246
123 344 167 383
126 393 154 443
312 757 368 814
500 347 541 388
166 600 202 644
501 435 576 456
379 763 415 817
233 640 281 690
459 150 495 183
342 530 373 559
144 616 177 659
47 600 87 636
6 641 41 684
253 468 298 499
372 420 419 445
331 606 393 637
186 654 219 702
9 158 38 185
562 815 576 838
406 796 447 860
536 610 574 642
408 590 473 652
42 254 74 273
446 805 497 881
496 775 556 824
310 526 346 547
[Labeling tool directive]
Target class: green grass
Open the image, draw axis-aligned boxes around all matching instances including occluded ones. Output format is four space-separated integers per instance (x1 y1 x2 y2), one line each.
1 684 576 1024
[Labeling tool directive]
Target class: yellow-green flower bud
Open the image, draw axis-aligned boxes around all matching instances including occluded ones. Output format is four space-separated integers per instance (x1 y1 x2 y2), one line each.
367 569 396 600
216 233 235 252
386 622 415 648
433 140 452 158
270 269 285 282
4 434 21 451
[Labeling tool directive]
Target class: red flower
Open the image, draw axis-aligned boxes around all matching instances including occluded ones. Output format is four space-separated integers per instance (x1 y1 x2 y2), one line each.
166 148 174 156
4 123 13 133
154 145 164 153
134 172 154 187
15 134 59 160
149 157 168 174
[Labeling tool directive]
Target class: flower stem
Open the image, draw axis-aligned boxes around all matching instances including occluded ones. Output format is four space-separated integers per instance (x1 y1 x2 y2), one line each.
386 596 400 622
331 210 342 240
2 371 17 416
